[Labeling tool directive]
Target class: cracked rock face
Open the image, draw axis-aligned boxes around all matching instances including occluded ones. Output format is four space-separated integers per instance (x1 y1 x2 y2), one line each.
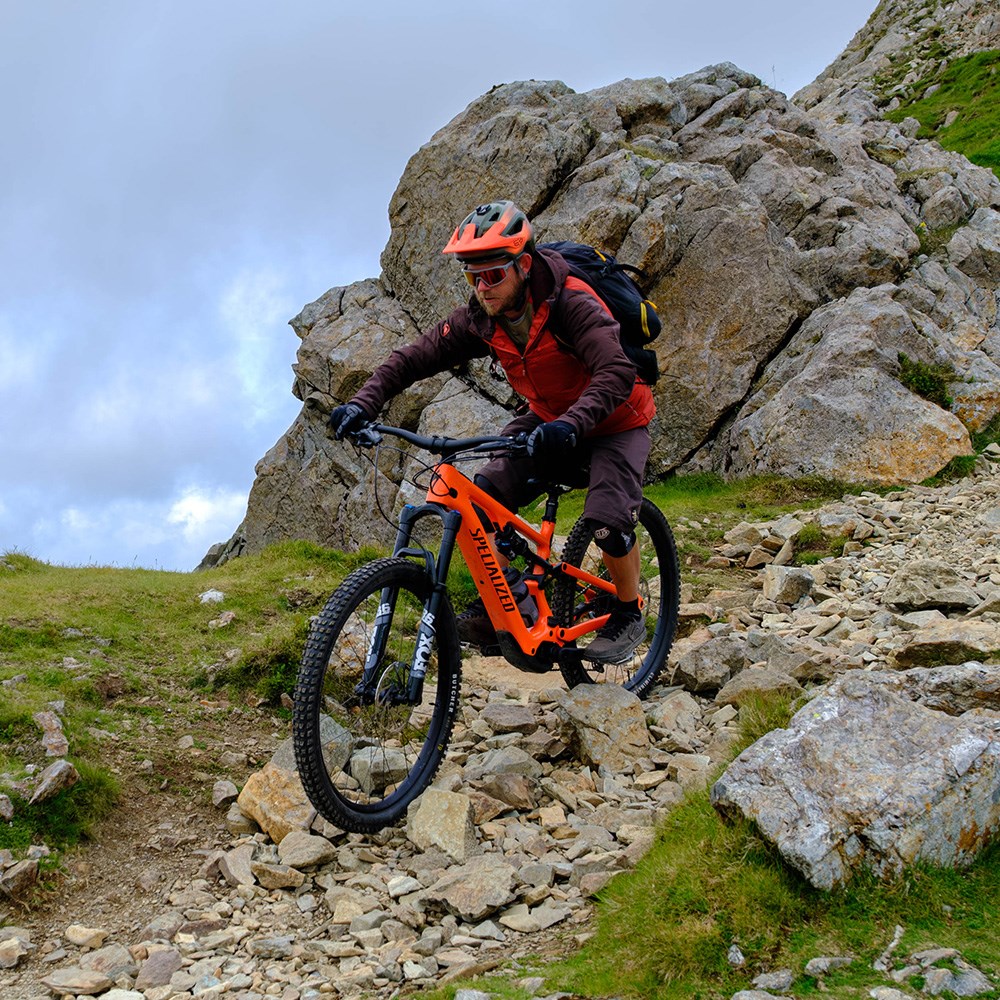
210 59 1000 562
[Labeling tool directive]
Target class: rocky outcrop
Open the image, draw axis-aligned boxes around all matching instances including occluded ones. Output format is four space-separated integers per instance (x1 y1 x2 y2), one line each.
208 58 1000 562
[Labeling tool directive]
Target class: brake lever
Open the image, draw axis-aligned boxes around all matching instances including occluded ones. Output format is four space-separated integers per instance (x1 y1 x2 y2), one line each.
469 435 528 457
351 424 383 449
508 432 530 456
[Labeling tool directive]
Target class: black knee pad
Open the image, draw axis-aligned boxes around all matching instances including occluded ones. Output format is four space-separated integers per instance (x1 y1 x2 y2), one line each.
586 519 636 557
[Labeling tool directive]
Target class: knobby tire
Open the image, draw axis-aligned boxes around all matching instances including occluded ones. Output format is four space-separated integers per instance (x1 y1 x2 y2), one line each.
292 558 461 833
554 497 680 697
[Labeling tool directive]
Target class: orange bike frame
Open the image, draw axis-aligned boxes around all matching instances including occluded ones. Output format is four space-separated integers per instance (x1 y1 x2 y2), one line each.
422 461 615 656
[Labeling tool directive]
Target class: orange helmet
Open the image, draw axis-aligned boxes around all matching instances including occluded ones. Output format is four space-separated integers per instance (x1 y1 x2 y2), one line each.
442 201 534 261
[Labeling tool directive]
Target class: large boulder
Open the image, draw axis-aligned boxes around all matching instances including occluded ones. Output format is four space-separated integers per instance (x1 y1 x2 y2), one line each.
711 671 1000 889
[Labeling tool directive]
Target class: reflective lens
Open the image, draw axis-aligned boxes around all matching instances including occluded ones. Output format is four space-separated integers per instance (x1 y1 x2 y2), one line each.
461 260 515 288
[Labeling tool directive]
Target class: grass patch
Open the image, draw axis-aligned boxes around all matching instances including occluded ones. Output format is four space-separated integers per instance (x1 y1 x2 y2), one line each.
791 521 851 565
648 471 848 519
0 759 119 853
0 539 375 697
208 614 312 703
0 539 380 856
971 412 1000 454
529 472 849 534
921 453 979 486
729 692 798 754
915 219 962 259
0 703 36 745
897 353 956 409
886 50 1000 180
921 412 1000 486
545 689 818 1000
544 798 1000 1000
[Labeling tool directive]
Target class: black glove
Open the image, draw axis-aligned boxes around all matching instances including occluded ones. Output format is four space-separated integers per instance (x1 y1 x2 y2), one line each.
328 402 366 440
526 419 577 461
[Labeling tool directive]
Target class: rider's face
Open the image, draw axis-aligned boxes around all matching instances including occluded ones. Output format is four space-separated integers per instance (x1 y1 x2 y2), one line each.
469 256 530 317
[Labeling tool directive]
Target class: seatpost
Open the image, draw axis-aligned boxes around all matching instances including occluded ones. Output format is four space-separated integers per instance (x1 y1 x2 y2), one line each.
543 491 562 524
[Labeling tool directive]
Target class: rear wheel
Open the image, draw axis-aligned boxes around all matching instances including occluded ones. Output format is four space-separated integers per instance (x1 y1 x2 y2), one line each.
553 498 679 698
292 558 461 832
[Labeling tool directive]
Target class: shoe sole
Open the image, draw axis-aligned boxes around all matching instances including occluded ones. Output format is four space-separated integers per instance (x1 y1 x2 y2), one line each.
581 622 645 665
580 645 641 665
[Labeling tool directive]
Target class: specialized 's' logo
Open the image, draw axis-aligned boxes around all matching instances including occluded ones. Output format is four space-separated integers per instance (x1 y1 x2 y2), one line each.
470 527 517 613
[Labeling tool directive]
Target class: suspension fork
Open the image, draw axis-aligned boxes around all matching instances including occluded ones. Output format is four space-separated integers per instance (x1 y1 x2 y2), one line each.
357 503 461 705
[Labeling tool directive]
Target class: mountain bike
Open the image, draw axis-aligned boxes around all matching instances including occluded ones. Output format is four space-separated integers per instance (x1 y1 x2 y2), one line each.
292 421 680 832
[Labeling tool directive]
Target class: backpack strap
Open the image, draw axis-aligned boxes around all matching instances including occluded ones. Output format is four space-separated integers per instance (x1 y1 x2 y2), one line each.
548 274 613 356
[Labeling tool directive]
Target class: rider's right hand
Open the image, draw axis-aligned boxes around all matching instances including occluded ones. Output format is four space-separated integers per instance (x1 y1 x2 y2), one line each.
328 402 366 440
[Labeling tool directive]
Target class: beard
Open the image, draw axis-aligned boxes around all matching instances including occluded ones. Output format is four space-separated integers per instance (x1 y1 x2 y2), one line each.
475 273 527 317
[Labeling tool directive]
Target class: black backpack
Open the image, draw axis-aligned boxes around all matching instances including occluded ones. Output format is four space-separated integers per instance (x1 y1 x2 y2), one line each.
542 240 662 385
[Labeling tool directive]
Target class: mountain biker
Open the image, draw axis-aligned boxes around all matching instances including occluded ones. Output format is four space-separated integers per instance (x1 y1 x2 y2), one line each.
329 200 656 664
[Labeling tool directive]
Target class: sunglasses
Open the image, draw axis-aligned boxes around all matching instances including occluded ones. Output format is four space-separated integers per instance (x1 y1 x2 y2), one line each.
461 259 516 288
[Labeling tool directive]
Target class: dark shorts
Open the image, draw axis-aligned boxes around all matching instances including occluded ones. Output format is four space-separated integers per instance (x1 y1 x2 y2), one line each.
475 412 650 534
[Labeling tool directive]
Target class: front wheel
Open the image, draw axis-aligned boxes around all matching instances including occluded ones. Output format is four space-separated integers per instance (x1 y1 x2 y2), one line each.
553 498 680 698
292 558 461 833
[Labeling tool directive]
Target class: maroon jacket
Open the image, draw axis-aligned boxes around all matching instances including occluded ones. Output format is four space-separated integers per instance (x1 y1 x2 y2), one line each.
351 247 655 437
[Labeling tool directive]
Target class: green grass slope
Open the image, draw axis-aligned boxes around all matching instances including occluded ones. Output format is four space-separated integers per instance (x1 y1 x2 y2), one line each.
886 49 1000 179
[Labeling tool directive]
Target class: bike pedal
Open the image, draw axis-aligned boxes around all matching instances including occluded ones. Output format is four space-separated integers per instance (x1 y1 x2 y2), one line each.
579 651 626 667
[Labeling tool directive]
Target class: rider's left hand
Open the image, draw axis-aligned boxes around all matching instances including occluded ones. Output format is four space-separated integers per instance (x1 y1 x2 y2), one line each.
526 419 577 460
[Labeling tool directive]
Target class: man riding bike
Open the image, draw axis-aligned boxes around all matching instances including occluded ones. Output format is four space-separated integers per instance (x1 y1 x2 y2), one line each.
329 200 656 664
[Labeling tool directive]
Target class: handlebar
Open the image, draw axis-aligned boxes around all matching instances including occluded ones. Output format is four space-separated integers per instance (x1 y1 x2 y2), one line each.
351 421 527 458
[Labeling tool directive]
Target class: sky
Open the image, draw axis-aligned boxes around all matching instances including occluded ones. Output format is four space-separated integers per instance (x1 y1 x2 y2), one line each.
0 0 878 573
